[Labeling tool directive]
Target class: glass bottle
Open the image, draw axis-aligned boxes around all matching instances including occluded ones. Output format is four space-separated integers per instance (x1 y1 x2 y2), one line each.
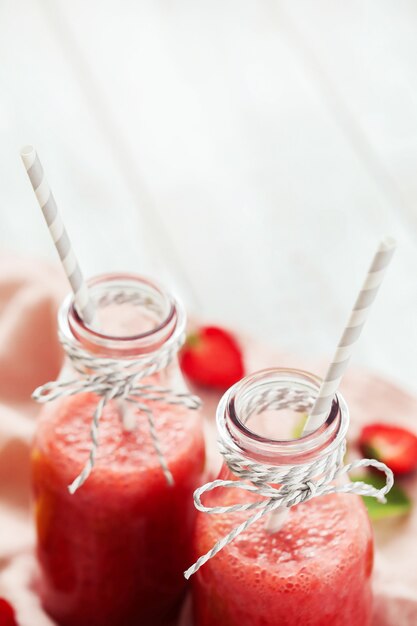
192 368 374 626
31 273 206 626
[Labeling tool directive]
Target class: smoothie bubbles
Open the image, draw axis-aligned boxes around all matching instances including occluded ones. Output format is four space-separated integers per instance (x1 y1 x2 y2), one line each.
187 239 396 626
21 148 206 626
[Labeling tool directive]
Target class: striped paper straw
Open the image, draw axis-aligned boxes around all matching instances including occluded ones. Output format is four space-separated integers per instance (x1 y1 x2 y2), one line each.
266 237 396 534
20 145 95 325
304 237 396 433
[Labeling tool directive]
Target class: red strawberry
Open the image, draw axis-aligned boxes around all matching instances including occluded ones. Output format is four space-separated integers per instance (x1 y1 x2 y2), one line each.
359 423 417 476
0 598 19 626
180 326 244 390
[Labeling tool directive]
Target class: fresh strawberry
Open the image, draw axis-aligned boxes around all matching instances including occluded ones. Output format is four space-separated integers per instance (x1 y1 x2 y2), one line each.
180 326 244 390
359 423 417 476
0 598 19 626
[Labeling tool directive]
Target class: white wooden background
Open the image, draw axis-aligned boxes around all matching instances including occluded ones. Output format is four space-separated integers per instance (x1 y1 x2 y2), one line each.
0 1 416 394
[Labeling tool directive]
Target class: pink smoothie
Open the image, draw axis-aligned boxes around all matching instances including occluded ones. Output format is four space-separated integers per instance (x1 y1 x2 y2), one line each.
193 491 373 626
32 392 205 626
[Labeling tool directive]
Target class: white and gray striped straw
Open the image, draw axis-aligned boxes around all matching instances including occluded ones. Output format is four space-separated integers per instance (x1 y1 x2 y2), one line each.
304 237 396 433
266 237 396 534
20 145 95 325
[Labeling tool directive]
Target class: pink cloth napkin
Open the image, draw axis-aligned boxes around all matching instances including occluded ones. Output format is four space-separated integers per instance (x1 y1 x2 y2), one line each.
0 255 416 626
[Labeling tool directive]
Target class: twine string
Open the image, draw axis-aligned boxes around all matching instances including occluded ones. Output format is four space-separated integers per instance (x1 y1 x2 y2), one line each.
184 388 394 579
33 327 201 494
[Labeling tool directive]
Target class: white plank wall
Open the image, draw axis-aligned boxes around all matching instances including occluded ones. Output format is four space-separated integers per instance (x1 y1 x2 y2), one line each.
0 0 416 395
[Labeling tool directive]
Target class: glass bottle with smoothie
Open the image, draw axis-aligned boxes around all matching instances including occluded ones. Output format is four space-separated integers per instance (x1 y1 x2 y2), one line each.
191 368 375 626
31 273 206 626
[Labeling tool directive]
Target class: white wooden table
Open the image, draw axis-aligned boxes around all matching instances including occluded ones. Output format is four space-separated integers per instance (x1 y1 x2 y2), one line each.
0 0 416 395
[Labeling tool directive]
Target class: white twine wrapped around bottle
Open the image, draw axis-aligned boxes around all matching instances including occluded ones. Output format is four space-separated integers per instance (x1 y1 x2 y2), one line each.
184 387 394 579
33 329 201 494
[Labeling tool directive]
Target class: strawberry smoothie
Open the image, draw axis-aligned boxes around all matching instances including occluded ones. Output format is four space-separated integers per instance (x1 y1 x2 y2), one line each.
31 274 206 626
191 368 374 626
193 491 373 626
33 394 205 626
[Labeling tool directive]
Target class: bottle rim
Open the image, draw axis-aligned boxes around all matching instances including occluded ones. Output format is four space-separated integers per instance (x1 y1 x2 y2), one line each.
58 272 186 358
217 367 349 466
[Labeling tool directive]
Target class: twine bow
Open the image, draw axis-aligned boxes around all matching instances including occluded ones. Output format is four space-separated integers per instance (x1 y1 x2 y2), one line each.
184 392 394 579
33 331 201 494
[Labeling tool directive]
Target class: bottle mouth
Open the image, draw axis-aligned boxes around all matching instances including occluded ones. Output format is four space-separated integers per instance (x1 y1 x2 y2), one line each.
217 368 349 466
58 273 186 358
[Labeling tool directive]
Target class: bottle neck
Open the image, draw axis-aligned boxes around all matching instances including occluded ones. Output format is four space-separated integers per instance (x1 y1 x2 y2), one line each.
58 272 187 386
217 368 349 471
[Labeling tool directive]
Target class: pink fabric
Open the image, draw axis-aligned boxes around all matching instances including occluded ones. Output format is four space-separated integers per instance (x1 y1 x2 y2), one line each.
0 255 416 625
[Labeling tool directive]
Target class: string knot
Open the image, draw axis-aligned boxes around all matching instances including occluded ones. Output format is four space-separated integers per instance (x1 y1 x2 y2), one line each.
33 330 201 493
283 480 317 506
